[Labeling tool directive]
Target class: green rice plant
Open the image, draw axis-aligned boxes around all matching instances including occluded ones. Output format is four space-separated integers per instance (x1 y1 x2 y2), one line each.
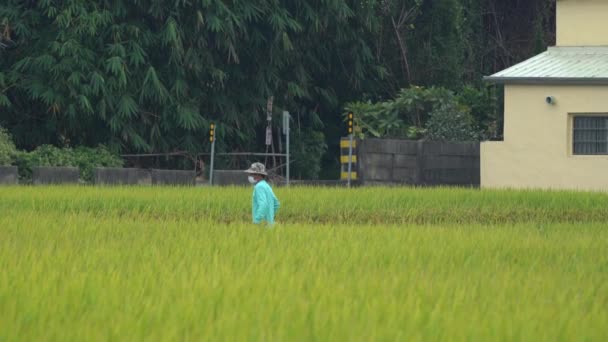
0 217 606 341
0 187 607 341
1 186 608 225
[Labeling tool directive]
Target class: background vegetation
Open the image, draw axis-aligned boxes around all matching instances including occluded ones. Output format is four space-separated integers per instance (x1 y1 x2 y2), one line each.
13 145 123 182
0 126 17 165
0 0 557 178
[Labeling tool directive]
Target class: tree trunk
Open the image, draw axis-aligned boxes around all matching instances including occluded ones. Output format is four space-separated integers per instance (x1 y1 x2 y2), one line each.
391 16 412 85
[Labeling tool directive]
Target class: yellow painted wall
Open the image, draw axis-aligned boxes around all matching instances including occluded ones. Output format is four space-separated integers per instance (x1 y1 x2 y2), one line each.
481 85 608 191
557 0 608 46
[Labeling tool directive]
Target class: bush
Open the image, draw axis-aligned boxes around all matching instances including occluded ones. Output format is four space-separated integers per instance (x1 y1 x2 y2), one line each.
425 103 479 142
15 145 123 182
293 128 327 180
0 126 17 166
457 86 499 140
72 146 124 182
344 85 493 141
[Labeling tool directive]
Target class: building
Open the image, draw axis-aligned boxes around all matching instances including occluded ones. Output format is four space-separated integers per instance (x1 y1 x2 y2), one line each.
482 0 608 191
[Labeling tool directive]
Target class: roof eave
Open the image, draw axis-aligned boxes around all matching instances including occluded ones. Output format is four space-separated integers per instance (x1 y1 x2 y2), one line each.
483 76 608 85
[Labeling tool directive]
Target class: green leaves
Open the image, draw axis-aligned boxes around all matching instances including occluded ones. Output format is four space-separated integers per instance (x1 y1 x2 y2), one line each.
105 56 123 77
0 0 387 167
128 42 146 67
175 104 204 131
426 102 479 142
0 73 10 108
281 32 293 51
0 125 17 166
161 17 182 53
140 67 169 104
89 72 105 96
0 94 11 108
345 86 482 141
12 144 123 182
117 95 138 119
77 95 93 115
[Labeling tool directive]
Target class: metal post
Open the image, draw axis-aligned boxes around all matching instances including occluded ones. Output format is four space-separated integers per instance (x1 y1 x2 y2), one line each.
347 133 353 188
209 124 216 186
284 111 290 187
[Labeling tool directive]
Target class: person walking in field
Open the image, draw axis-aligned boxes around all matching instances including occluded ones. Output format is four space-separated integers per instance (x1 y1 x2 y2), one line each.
245 162 280 225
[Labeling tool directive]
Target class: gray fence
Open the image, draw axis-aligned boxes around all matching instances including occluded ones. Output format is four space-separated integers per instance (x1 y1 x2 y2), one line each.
94 168 151 185
151 169 196 186
32 167 80 185
358 139 479 186
0 166 18 185
212 170 249 186
0 166 200 186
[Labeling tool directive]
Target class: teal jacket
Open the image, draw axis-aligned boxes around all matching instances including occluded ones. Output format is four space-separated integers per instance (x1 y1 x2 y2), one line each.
252 180 280 224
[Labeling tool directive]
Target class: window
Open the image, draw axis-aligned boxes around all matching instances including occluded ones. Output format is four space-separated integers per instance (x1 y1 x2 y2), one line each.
573 116 608 155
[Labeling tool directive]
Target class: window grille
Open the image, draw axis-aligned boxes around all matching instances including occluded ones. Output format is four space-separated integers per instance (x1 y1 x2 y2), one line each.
573 116 608 155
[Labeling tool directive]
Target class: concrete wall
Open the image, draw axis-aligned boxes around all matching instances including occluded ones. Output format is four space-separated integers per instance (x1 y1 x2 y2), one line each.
291 180 346 187
557 0 608 46
482 84 608 191
359 139 479 186
0 166 18 185
2 167 202 186
212 170 249 186
32 167 80 185
151 169 195 186
94 168 151 185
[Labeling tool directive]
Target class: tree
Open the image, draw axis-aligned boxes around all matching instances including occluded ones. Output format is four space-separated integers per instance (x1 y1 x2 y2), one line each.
0 0 386 178
0 0 558 177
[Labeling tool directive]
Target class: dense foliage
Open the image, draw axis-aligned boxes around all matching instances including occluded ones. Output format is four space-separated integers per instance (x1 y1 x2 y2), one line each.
0 125 17 166
14 145 123 182
0 0 556 178
425 102 479 142
344 86 494 141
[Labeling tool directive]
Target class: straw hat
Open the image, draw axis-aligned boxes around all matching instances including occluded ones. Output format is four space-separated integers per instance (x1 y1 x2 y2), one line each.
244 162 268 176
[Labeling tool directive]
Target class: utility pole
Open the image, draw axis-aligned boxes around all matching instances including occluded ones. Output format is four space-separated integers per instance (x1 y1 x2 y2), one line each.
209 123 216 186
283 111 290 186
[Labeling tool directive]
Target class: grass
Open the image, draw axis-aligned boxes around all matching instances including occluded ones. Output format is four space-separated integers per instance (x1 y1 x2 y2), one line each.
1 186 607 341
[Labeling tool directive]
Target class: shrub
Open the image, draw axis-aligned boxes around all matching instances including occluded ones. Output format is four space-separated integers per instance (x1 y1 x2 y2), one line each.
457 86 499 140
15 145 123 182
344 86 492 141
0 126 17 166
425 102 479 142
293 128 327 180
72 146 124 182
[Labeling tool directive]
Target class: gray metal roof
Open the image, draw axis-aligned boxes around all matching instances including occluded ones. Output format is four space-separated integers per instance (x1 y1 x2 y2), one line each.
484 47 608 84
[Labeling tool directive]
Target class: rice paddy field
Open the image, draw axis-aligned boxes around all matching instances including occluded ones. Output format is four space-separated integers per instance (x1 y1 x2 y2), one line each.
1 186 608 341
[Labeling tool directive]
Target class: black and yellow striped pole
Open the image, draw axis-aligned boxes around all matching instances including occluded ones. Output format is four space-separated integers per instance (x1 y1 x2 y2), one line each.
347 112 354 187
340 113 358 185
340 138 357 182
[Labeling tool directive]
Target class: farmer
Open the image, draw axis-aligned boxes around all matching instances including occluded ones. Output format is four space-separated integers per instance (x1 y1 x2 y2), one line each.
244 162 280 225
